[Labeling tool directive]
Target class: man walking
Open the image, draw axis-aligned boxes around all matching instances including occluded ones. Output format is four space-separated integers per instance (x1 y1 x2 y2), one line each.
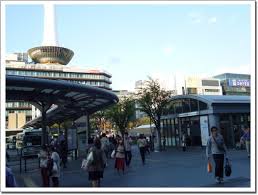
124 132 132 167
240 125 250 158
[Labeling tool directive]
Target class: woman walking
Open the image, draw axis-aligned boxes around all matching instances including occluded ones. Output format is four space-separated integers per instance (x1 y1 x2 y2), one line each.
206 126 228 184
137 134 147 165
38 145 49 187
114 139 125 174
87 138 107 187
49 147 61 187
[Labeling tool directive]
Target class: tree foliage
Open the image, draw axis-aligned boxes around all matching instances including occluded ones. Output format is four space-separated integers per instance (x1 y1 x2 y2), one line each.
137 77 171 150
106 96 135 136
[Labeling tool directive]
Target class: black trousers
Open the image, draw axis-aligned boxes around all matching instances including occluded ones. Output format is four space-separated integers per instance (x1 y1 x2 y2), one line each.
213 154 224 178
125 151 132 166
52 177 59 187
139 147 146 164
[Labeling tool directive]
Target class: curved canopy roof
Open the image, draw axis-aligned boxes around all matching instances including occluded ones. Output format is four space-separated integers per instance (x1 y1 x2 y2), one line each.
6 75 119 128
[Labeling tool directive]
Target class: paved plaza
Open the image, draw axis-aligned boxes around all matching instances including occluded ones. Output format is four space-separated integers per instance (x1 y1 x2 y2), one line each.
7 145 250 188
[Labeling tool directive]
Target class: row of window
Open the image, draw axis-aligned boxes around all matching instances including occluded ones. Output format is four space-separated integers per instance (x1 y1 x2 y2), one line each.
72 80 111 89
6 110 32 116
6 70 111 82
6 102 32 108
163 98 208 115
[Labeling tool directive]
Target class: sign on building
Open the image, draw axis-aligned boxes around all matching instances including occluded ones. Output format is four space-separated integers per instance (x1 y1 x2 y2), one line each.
200 116 209 146
67 128 77 150
228 79 250 87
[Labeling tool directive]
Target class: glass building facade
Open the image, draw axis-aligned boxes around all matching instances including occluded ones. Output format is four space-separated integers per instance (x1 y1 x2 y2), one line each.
161 95 250 148
213 73 250 96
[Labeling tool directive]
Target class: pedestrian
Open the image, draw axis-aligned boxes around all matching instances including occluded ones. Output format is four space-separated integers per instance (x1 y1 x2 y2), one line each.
100 133 110 159
137 134 147 165
145 137 150 155
162 136 166 151
123 132 132 167
240 125 250 158
114 139 126 174
87 138 107 187
49 146 61 187
6 151 10 162
206 126 228 184
182 132 186 152
6 166 17 187
38 145 50 187
59 140 68 168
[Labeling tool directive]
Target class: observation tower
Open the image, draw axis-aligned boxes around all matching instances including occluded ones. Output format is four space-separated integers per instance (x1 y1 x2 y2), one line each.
28 4 74 65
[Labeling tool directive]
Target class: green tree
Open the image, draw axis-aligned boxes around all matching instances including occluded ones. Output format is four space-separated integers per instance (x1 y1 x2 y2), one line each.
90 110 107 131
137 77 171 151
106 96 135 137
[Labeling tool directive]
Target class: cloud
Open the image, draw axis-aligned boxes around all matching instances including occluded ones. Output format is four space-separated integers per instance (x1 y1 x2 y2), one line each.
188 12 217 25
163 46 174 55
208 17 217 24
188 12 202 24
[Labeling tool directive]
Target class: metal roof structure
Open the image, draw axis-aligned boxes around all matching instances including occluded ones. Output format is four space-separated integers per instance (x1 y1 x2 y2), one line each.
170 95 250 106
164 95 250 118
6 75 119 128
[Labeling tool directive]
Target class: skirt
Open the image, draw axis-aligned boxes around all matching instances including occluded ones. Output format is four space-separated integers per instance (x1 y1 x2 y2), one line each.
88 171 103 181
115 158 125 170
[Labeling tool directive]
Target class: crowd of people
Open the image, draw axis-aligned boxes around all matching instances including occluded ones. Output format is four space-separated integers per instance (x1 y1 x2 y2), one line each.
38 139 68 187
83 132 152 187
6 125 250 187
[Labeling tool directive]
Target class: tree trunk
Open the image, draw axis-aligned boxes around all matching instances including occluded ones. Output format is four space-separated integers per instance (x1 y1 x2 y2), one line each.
157 128 162 151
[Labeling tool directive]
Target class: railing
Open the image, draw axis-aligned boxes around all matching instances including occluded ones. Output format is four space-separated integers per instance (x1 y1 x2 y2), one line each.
19 145 41 173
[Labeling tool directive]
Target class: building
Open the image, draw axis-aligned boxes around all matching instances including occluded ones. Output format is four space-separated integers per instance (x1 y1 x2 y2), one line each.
161 95 250 148
213 73 250 96
6 4 112 131
185 76 222 95
6 53 28 64
112 90 134 99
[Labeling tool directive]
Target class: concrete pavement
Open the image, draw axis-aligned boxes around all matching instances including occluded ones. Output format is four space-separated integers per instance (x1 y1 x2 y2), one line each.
8 145 250 188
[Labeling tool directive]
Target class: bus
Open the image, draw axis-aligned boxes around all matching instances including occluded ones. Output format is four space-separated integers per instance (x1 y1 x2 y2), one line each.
6 135 16 149
16 129 42 149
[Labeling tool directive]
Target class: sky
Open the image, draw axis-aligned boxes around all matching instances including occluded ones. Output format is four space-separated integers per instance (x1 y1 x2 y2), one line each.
4 2 252 91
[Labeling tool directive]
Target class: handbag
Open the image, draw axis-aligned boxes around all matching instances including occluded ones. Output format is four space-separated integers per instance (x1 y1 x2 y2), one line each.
81 158 89 171
225 158 232 177
207 161 212 173
81 151 94 171
111 150 116 158
52 161 58 174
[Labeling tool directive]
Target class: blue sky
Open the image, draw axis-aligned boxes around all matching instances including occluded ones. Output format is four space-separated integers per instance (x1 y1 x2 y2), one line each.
5 3 252 90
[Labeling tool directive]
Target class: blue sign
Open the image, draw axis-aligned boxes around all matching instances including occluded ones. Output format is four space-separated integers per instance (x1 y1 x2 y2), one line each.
228 79 250 87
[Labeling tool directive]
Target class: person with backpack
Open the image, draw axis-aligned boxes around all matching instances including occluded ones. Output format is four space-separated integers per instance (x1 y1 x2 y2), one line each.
87 138 107 187
206 126 228 184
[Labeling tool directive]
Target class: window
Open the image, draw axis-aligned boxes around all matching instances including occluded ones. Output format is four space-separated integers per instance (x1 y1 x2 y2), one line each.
204 89 219 92
187 88 197 94
190 99 198 112
199 101 207 110
202 80 219 86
